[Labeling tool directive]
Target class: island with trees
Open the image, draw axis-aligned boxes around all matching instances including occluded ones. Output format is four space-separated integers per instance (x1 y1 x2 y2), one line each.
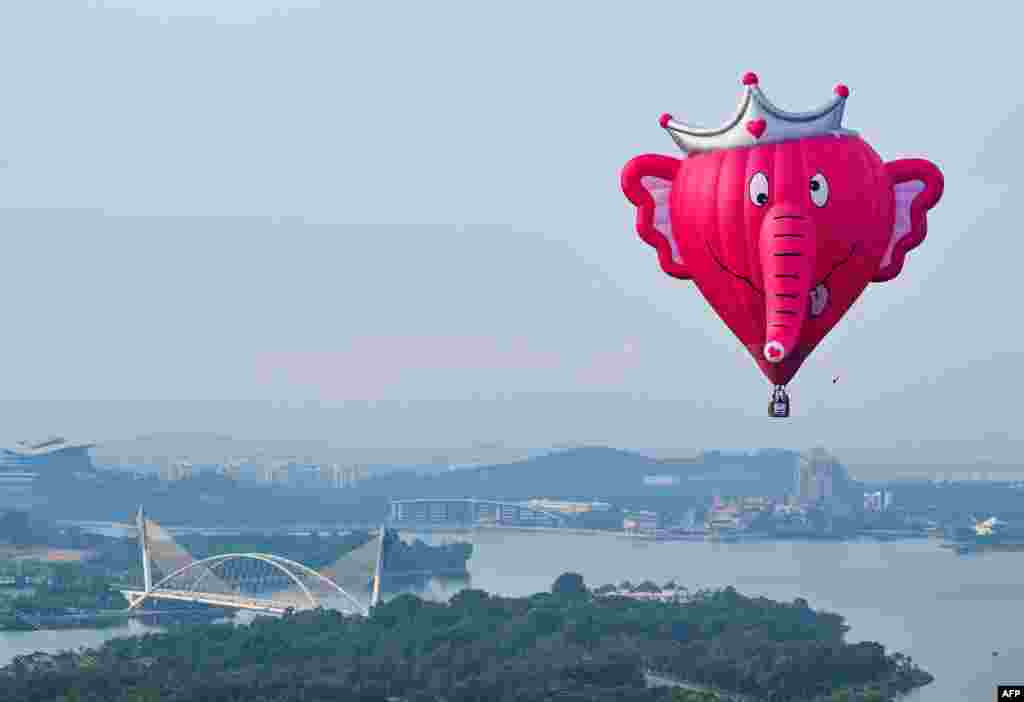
1 574 930 702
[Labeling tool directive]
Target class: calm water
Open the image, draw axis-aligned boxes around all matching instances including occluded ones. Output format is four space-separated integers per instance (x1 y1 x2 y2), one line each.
2 533 1018 701
0 619 162 663
448 531 1018 702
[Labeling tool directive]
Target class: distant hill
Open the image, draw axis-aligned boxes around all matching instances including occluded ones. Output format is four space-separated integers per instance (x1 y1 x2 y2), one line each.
352 447 804 502
30 446 813 526
363 447 663 501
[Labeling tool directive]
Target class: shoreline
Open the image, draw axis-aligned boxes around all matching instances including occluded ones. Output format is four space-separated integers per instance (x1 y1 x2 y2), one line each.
645 665 934 702
56 519 948 546
1 608 228 632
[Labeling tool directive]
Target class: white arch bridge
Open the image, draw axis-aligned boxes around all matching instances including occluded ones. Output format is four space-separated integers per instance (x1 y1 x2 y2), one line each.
120 508 384 617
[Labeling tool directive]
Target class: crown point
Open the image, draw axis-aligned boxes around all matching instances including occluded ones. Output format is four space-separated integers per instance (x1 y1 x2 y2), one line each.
834 84 850 98
742 72 759 86
746 119 767 139
658 113 673 129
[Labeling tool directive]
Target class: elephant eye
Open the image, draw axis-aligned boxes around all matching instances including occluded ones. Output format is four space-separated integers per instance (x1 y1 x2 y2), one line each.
749 172 769 207
810 173 829 207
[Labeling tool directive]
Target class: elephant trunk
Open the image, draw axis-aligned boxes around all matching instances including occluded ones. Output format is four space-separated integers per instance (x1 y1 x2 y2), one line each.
760 207 816 365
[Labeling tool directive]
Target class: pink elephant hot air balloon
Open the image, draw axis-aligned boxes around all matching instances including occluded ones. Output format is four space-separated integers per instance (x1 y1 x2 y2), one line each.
622 72 943 417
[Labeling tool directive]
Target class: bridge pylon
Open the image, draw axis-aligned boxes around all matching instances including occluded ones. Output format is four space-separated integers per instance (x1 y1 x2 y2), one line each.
371 523 385 609
136 505 152 593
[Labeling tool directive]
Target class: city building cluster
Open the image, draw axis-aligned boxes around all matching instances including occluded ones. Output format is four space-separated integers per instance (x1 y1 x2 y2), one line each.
615 448 909 538
623 510 659 533
670 448 856 536
387 449 883 538
155 458 369 489
12 436 1023 545
525 499 612 515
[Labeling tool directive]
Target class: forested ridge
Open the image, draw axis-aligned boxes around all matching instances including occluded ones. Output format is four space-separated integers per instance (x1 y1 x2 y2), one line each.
1 577 931 702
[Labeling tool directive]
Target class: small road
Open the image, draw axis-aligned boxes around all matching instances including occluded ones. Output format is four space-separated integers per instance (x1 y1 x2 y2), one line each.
644 670 759 702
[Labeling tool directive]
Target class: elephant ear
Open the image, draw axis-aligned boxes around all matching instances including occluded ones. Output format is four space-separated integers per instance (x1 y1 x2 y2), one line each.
873 158 944 283
621 154 689 280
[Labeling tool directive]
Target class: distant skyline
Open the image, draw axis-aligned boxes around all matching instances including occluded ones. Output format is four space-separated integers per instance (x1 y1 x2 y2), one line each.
0 2 1019 461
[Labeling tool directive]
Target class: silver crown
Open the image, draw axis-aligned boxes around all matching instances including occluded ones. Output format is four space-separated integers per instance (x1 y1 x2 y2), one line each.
659 72 857 155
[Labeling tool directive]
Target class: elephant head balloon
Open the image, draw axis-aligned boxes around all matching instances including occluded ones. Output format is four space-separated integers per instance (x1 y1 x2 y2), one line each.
621 72 944 417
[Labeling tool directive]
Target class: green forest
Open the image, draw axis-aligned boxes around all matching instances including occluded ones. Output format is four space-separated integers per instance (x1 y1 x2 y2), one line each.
1 575 930 702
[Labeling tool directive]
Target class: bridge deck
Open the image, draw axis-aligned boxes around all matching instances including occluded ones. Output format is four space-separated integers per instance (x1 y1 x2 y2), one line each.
121 589 303 615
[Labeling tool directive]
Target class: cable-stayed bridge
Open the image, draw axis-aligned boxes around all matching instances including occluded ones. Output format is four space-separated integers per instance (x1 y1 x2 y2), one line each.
120 508 384 617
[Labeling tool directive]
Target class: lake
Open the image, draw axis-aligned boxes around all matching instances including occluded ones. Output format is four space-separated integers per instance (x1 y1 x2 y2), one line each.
434 530 1018 702
2 532 1017 701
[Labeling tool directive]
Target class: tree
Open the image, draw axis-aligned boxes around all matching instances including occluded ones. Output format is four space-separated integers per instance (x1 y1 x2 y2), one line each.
552 572 586 597
1 584 930 702
633 581 662 594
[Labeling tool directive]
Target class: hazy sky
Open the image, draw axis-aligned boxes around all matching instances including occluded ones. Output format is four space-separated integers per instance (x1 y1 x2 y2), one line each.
0 2 1019 461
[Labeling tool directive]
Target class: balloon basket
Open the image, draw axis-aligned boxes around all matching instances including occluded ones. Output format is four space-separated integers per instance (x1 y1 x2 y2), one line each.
769 386 790 418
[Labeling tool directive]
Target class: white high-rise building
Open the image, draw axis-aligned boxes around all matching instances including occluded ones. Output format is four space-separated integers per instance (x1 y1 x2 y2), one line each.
159 461 194 482
261 460 291 485
796 448 847 505
883 491 895 511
